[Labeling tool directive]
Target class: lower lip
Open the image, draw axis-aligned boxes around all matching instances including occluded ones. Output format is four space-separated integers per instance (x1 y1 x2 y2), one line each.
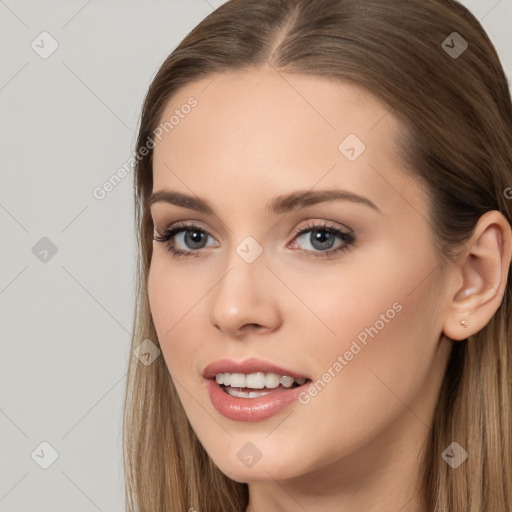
206 379 308 422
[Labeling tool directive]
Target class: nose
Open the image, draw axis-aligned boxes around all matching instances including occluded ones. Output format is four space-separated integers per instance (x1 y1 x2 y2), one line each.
209 255 282 338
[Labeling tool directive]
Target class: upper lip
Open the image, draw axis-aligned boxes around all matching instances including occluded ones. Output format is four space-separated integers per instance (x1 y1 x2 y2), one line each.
202 357 310 380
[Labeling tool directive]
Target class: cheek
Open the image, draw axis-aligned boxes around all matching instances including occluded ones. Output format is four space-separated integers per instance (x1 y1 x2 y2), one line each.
147 256 199 375
292 241 442 416
300 252 440 408
289 241 437 358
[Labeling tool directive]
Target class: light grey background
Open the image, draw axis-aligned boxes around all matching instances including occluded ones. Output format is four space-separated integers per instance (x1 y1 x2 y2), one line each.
0 1 510 511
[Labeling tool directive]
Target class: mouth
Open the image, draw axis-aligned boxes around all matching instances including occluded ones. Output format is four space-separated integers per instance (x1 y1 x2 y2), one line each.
215 372 311 399
202 358 313 420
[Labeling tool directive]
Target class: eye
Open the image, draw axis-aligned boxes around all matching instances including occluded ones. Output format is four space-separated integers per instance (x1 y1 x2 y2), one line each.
289 221 355 259
153 222 218 258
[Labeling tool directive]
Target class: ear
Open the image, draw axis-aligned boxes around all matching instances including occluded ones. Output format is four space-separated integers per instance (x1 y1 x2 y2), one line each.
443 210 512 341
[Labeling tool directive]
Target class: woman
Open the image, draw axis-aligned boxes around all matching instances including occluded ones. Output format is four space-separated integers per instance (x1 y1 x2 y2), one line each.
123 0 512 510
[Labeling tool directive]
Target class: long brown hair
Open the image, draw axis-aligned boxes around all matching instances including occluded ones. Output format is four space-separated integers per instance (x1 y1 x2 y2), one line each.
123 0 512 510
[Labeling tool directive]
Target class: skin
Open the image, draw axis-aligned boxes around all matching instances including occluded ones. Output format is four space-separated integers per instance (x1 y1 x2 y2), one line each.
147 65 512 512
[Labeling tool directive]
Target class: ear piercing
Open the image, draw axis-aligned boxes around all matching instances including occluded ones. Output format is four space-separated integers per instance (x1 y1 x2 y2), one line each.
459 290 470 329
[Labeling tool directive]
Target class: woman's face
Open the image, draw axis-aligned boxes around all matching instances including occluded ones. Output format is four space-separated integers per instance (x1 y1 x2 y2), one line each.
148 67 454 485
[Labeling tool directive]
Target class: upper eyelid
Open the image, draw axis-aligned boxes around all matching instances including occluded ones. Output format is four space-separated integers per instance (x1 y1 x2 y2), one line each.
157 218 350 231
153 219 211 235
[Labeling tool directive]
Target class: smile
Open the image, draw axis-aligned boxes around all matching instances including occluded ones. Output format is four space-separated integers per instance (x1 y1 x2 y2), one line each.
206 373 312 421
216 371 307 397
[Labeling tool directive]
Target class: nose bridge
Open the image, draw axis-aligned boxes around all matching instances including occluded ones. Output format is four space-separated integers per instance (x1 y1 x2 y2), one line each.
209 236 281 334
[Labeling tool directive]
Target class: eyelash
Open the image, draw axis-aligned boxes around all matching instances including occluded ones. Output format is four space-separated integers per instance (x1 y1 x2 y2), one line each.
153 220 355 259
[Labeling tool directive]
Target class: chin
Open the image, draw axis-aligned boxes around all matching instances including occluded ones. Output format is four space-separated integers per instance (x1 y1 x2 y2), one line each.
209 447 308 483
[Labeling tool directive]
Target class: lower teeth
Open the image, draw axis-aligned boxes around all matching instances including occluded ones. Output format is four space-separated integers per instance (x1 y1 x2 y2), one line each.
225 388 273 398
222 384 299 399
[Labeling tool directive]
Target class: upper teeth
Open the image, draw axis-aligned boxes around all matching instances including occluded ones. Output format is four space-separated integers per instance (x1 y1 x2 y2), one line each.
215 372 306 389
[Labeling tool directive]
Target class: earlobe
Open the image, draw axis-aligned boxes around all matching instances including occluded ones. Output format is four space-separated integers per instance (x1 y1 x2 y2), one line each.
442 210 512 342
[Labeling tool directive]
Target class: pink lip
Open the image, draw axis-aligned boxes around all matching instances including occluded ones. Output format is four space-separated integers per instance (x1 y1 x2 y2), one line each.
205 379 309 422
202 357 310 380
202 358 311 422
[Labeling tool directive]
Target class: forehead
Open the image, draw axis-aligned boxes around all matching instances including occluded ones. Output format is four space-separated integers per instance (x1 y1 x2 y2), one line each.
151 66 422 219
154 67 397 153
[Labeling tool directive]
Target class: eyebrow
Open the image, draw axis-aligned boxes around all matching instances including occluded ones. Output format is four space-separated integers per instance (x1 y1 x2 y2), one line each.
146 188 380 215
